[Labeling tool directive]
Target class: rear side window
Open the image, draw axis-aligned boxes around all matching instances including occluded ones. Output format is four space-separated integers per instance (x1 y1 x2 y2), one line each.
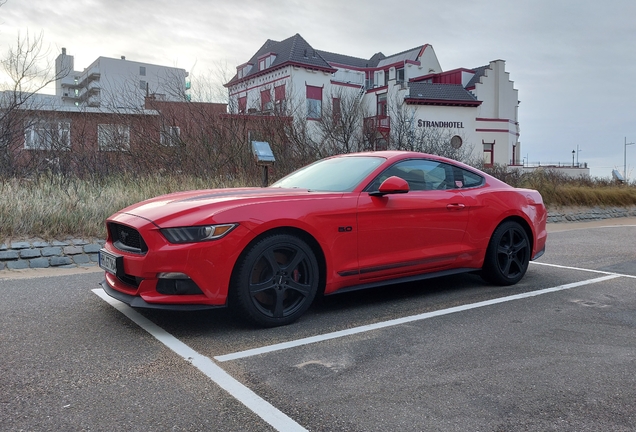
453 166 484 189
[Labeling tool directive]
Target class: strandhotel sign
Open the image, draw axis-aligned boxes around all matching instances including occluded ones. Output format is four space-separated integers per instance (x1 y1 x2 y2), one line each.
417 120 464 128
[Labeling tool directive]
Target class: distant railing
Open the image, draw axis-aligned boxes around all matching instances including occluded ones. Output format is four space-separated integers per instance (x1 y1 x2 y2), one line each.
511 161 588 168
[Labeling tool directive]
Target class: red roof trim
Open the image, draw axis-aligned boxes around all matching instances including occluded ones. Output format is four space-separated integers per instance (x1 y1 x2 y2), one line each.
404 98 482 107
366 85 388 94
228 74 290 96
476 117 514 123
417 44 430 59
410 67 476 83
225 61 336 87
327 59 421 73
257 52 277 61
476 128 520 136
330 80 364 89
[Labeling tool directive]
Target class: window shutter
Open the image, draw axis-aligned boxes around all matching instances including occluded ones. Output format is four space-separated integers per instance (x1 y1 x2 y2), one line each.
306 85 322 100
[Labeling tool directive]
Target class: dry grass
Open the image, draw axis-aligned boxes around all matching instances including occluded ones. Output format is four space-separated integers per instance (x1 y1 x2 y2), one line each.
0 174 250 241
1 169 635 240
483 166 636 207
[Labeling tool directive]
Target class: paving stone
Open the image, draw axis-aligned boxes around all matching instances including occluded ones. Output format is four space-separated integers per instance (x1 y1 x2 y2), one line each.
72 254 90 264
84 244 102 253
7 260 29 270
20 249 41 259
32 241 50 248
50 256 72 266
41 247 62 257
29 257 50 268
0 250 19 261
0 244 7 251
71 239 89 246
63 246 84 255
89 253 99 262
10 241 31 250
51 240 70 246
0 262 5 270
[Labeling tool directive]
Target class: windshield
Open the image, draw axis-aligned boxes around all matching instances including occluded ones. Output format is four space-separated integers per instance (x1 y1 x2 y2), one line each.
271 156 385 192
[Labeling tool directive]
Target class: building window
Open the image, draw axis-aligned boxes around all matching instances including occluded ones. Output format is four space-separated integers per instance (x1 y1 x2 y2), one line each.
98 124 130 151
238 96 247 114
396 68 405 83
306 85 322 120
24 120 71 150
483 141 495 167
140 80 147 91
258 53 276 71
140 66 146 76
261 89 272 112
274 84 286 114
365 71 374 89
161 126 180 146
377 93 387 116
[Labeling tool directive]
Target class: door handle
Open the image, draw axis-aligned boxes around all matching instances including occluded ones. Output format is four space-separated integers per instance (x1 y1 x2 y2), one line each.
446 203 466 210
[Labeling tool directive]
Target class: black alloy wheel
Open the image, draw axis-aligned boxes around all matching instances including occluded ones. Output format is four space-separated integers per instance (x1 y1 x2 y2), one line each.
231 234 319 327
481 221 530 285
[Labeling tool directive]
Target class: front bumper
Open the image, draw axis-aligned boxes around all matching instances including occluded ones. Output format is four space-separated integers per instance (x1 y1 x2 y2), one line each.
100 280 223 311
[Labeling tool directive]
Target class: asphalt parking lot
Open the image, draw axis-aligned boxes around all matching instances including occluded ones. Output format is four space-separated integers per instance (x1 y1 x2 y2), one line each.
1 219 635 431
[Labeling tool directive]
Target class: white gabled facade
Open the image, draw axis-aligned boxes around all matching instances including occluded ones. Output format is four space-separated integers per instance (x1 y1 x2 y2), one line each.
225 34 522 167
55 48 189 109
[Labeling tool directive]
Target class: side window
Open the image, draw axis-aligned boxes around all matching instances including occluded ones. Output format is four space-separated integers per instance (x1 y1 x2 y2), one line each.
366 159 457 191
453 166 484 189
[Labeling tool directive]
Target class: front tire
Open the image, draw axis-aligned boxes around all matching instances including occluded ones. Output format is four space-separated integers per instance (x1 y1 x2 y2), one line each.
481 221 530 285
231 234 319 327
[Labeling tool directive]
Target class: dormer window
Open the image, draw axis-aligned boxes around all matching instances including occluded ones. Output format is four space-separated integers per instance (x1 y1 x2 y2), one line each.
237 63 252 79
258 53 277 71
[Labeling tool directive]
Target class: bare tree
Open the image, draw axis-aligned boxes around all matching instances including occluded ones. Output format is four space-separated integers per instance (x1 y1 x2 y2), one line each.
0 31 70 175
315 86 368 155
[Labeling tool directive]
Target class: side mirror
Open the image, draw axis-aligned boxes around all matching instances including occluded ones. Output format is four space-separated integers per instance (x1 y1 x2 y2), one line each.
369 176 410 197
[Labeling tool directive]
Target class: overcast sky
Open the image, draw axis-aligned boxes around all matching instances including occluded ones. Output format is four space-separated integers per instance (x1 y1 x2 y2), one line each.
1 0 635 178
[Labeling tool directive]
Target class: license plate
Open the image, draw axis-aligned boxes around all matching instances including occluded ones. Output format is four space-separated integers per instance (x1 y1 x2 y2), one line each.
99 249 120 275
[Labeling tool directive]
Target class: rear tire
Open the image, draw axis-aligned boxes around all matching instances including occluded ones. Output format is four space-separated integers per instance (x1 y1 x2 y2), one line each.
481 221 530 286
230 234 319 327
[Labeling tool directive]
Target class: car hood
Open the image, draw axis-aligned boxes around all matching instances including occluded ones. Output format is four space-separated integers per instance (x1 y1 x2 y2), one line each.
116 187 331 227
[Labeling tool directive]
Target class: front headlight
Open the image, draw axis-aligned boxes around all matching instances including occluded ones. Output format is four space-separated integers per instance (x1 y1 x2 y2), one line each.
160 223 238 244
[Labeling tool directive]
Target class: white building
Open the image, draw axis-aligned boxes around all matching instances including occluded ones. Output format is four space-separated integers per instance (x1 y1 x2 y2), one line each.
55 48 189 109
225 34 522 167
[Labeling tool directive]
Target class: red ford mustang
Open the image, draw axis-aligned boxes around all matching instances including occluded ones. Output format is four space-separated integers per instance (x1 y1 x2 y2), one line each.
99 151 547 327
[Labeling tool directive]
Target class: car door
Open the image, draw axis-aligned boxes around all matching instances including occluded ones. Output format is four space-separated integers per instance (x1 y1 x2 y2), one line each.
356 159 470 281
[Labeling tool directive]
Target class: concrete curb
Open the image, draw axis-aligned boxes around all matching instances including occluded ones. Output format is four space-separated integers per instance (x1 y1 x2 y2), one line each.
547 206 636 223
0 238 105 272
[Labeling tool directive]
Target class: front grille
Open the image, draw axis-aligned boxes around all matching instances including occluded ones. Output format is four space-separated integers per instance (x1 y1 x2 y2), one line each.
109 223 148 254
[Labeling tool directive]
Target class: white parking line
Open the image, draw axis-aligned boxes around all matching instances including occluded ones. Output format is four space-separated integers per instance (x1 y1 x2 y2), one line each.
531 261 636 279
214 274 621 362
92 288 308 432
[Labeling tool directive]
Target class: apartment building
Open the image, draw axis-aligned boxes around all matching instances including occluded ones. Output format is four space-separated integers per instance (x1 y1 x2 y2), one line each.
55 48 189 109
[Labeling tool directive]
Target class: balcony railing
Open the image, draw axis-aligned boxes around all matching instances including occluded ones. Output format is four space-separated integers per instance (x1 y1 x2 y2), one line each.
364 115 390 132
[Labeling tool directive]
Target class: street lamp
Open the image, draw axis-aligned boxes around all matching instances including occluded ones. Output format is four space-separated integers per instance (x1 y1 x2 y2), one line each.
625 137 636 181
572 150 575 167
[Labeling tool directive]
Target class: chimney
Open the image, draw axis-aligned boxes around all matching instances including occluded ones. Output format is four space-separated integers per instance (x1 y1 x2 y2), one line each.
121 56 126 60
62 47 66 55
